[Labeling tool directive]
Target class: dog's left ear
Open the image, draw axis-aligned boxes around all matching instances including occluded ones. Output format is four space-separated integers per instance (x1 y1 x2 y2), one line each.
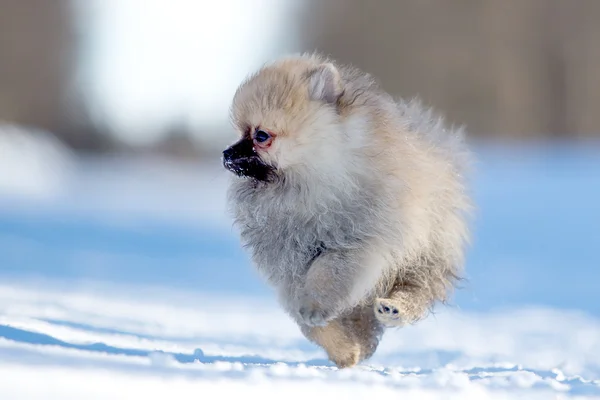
308 63 342 104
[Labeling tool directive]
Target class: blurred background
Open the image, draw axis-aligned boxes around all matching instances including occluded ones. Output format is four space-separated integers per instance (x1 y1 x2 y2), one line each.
3 0 600 153
0 1 598 314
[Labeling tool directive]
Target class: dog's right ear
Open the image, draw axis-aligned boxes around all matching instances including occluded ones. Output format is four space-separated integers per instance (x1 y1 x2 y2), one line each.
308 63 343 104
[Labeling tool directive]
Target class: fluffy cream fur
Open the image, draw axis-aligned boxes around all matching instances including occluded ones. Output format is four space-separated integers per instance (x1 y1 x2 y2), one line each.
226 53 473 368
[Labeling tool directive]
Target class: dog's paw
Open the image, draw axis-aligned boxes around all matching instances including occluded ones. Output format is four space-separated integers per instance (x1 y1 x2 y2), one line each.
330 347 361 369
374 298 404 327
298 303 332 327
297 295 335 327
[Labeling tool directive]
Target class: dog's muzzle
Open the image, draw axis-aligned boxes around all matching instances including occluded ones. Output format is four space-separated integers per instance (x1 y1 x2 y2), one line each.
222 140 274 181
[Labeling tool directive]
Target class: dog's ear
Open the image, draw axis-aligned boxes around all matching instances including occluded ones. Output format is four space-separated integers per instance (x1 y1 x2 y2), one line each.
308 63 342 104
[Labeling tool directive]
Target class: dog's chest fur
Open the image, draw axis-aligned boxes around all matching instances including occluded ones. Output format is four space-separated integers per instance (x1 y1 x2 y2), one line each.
229 176 383 287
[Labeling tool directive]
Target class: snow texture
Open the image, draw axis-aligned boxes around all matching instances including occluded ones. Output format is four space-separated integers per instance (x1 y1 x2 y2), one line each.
0 126 599 398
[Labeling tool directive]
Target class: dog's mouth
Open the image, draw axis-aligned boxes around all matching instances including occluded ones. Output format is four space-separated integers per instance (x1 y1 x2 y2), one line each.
222 155 274 182
222 138 276 182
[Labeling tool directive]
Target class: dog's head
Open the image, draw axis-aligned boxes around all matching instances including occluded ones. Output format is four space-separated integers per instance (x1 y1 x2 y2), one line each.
223 55 353 183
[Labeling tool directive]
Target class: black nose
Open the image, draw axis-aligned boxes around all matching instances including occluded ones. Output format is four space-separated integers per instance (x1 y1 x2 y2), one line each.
223 146 235 162
223 139 253 163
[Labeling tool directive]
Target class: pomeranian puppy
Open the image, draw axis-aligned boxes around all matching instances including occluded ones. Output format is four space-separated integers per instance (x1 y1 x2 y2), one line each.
222 53 472 368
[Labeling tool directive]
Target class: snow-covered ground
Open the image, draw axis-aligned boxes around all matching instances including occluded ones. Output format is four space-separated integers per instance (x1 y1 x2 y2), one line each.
0 127 599 398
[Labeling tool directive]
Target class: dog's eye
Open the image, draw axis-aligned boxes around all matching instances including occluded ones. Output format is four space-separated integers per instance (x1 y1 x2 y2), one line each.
254 130 270 143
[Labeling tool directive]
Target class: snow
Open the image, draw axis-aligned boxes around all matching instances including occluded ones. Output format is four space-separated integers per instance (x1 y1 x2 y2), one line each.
0 127 599 398
0 281 598 398
0 124 74 200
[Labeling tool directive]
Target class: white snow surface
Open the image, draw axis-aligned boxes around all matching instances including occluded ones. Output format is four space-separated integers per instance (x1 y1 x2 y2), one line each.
1 281 598 399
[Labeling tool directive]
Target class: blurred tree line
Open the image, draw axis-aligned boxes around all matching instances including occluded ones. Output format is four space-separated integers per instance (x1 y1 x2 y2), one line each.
301 0 600 140
0 0 598 156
